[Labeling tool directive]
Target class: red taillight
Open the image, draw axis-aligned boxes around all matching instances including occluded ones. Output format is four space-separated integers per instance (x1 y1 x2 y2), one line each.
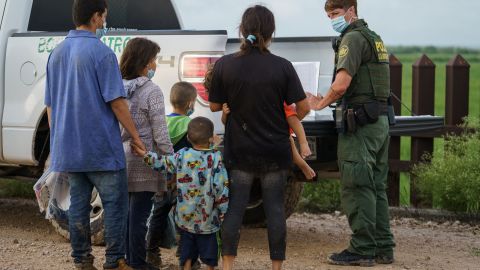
180 54 222 105
191 83 208 103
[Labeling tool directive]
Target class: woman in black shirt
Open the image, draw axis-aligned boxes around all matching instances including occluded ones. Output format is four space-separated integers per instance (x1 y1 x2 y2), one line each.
209 5 310 270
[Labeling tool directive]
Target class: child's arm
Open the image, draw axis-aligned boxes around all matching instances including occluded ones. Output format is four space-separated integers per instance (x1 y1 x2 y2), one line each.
212 153 229 218
287 116 312 158
221 103 230 125
133 145 176 173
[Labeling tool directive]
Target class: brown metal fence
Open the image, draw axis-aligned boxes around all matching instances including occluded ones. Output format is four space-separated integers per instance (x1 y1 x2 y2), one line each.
387 54 471 207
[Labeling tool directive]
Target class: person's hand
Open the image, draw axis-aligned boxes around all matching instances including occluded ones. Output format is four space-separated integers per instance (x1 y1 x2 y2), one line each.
222 103 230 115
299 142 312 159
306 92 324 111
212 135 223 148
131 138 146 156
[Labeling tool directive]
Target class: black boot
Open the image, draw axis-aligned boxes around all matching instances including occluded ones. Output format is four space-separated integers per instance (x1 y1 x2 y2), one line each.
327 249 375 267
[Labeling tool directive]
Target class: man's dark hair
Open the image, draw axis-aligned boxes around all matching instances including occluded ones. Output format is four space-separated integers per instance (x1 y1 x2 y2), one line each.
120 38 160 80
72 0 108 27
170 82 197 110
324 0 358 14
187 117 214 146
238 5 275 56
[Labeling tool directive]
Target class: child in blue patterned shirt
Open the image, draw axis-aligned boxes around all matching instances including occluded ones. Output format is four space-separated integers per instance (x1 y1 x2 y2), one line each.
134 116 229 270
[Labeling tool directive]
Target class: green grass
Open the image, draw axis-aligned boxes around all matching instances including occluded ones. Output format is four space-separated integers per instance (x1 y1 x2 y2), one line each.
0 178 35 199
390 52 480 206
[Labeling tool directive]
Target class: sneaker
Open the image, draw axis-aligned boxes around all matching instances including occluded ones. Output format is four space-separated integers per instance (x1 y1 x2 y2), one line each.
75 255 98 270
327 249 375 267
108 258 133 270
375 254 394 264
75 263 98 270
146 250 163 268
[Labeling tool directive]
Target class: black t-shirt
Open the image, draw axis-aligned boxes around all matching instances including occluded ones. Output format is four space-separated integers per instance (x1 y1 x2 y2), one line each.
209 48 306 171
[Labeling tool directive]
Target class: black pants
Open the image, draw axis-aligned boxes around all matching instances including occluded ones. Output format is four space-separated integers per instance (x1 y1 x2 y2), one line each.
146 191 176 252
126 191 155 268
221 169 288 260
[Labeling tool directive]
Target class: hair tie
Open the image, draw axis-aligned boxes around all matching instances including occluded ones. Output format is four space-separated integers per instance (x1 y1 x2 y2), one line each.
246 34 257 44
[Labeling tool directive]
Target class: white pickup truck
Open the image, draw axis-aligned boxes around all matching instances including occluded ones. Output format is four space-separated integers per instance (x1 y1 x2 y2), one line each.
0 0 443 242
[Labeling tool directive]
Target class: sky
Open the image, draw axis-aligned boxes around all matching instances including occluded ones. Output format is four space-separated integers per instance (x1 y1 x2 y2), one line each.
175 0 480 48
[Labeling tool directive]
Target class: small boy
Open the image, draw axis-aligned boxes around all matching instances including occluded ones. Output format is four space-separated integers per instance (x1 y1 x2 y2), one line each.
145 81 198 267
135 117 229 270
166 82 198 151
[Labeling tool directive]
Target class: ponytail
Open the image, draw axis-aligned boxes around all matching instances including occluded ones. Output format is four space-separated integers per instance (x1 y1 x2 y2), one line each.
237 5 275 56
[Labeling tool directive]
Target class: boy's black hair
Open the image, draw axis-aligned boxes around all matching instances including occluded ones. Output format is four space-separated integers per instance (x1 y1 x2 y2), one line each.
187 117 214 146
170 82 197 110
72 0 108 27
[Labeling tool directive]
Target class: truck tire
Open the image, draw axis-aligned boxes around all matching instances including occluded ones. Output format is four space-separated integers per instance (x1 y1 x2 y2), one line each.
45 156 105 246
243 171 303 226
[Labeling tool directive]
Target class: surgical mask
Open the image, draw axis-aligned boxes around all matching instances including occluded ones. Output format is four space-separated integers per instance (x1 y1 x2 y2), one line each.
147 69 155 79
96 21 107 39
186 107 194 116
331 15 349 33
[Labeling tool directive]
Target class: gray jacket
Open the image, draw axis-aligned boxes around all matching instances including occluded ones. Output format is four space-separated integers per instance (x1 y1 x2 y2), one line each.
121 77 173 192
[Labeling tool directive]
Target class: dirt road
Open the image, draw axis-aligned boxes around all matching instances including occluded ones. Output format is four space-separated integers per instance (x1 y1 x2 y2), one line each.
0 198 479 270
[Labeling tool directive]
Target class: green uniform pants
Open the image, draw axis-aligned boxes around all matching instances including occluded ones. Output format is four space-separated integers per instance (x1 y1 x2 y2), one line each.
337 116 395 257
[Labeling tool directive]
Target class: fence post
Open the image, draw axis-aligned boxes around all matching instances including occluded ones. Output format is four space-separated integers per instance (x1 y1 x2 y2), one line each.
446 55 470 126
411 54 435 207
388 54 402 206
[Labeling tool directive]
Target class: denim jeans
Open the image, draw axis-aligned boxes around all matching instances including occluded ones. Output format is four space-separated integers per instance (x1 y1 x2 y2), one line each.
126 191 155 268
68 169 128 269
221 169 288 261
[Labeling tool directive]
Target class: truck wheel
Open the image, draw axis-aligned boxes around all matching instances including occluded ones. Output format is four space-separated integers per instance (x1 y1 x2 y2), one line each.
243 171 303 227
45 156 105 246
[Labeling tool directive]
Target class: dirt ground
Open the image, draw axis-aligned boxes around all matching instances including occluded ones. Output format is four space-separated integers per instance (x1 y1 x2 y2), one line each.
0 198 479 270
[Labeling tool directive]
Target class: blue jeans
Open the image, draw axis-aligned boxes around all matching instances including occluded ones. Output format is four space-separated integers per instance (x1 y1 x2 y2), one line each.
68 169 128 269
126 191 155 268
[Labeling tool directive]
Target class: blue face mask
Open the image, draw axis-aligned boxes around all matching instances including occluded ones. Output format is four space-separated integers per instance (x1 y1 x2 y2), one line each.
331 15 349 33
186 107 194 116
96 22 107 39
147 69 155 79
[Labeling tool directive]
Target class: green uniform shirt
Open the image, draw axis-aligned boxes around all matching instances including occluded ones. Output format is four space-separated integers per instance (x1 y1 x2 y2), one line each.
335 20 374 77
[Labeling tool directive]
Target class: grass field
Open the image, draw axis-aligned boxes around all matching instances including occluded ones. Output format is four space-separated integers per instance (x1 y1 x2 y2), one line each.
389 50 480 206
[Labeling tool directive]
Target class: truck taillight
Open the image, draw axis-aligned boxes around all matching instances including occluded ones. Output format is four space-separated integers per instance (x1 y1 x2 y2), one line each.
180 54 222 105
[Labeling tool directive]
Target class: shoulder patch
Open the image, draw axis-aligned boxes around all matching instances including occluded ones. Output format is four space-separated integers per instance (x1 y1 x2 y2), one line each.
339 45 349 58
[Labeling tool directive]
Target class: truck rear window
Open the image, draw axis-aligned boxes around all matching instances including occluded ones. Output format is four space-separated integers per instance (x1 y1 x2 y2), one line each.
28 0 180 32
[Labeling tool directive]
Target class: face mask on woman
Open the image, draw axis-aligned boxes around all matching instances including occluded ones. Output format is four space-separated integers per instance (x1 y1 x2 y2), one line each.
147 69 156 79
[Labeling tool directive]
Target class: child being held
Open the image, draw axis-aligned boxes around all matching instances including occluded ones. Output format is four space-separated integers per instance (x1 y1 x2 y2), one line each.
134 117 229 270
204 64 316 180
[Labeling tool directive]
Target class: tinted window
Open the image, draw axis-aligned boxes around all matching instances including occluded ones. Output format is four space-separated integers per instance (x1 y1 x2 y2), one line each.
28 0 180 32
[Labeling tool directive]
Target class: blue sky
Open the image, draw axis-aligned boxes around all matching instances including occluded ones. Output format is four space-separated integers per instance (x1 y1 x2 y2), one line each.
176 0 480 48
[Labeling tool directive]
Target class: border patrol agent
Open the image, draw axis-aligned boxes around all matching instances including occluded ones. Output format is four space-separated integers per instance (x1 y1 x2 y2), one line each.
307 0 396 266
